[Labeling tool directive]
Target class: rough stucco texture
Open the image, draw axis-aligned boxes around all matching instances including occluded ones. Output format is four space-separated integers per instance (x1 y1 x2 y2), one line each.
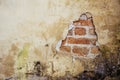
0 0 120 78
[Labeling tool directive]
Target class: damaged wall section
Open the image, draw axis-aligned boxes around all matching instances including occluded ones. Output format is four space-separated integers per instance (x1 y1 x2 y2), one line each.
56 12 100 58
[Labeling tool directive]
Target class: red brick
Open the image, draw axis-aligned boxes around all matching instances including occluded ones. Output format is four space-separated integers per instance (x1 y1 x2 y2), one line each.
67 37 76 44
67 29 73 36
61 38 67 46
73 20 88 26
73 20 81 26
74 27 86 35
67 37 90 44
87 19 94 27
72 46 88 56
73 20 93 27
89 28 95 35
90 47 99 54
60 46 71 52
79 20 88 26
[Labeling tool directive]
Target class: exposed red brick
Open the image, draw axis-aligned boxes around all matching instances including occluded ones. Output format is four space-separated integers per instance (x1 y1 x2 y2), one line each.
67 37 90 44
67 29 73 36
74 27 86 35
77 38 90 44
58 14 100 58
89 28 95 35
90 47 99 54
61 38 67 46
73 20 81 26
72 46 88 56
73 20 88 26
79 20 88 26
87 19 94 27
60 46 71 52
67 37 76 44
73 20 93 27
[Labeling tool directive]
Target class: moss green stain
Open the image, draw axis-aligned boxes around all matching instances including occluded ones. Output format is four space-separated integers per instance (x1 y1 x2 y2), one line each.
17 44 30 69
16 43 30 80
18 44 29 59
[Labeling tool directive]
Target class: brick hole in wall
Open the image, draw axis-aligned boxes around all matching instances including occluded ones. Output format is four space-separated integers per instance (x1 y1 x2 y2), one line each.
56 12 100 58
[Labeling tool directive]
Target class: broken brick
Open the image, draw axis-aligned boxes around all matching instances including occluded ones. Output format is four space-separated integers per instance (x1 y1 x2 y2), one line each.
60 46 71 52
87 19 94 27
72 46 88 56
67 37 90 44
73 20 81 26
74 27 86 35
73 19 93 27
79 20 88 26
90 47 99 54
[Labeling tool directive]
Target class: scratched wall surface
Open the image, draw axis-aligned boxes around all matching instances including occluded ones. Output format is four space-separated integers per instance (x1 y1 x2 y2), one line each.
0 0 120 79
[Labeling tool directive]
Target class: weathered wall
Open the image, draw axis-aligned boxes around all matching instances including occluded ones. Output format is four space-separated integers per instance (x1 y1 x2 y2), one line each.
0 0 120 79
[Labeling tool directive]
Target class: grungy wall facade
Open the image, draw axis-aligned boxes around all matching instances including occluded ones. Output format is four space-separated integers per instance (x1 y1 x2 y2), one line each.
0 0 120 79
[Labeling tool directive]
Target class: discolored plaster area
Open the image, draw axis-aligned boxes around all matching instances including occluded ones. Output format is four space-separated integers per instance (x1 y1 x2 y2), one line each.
0 0 120 79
